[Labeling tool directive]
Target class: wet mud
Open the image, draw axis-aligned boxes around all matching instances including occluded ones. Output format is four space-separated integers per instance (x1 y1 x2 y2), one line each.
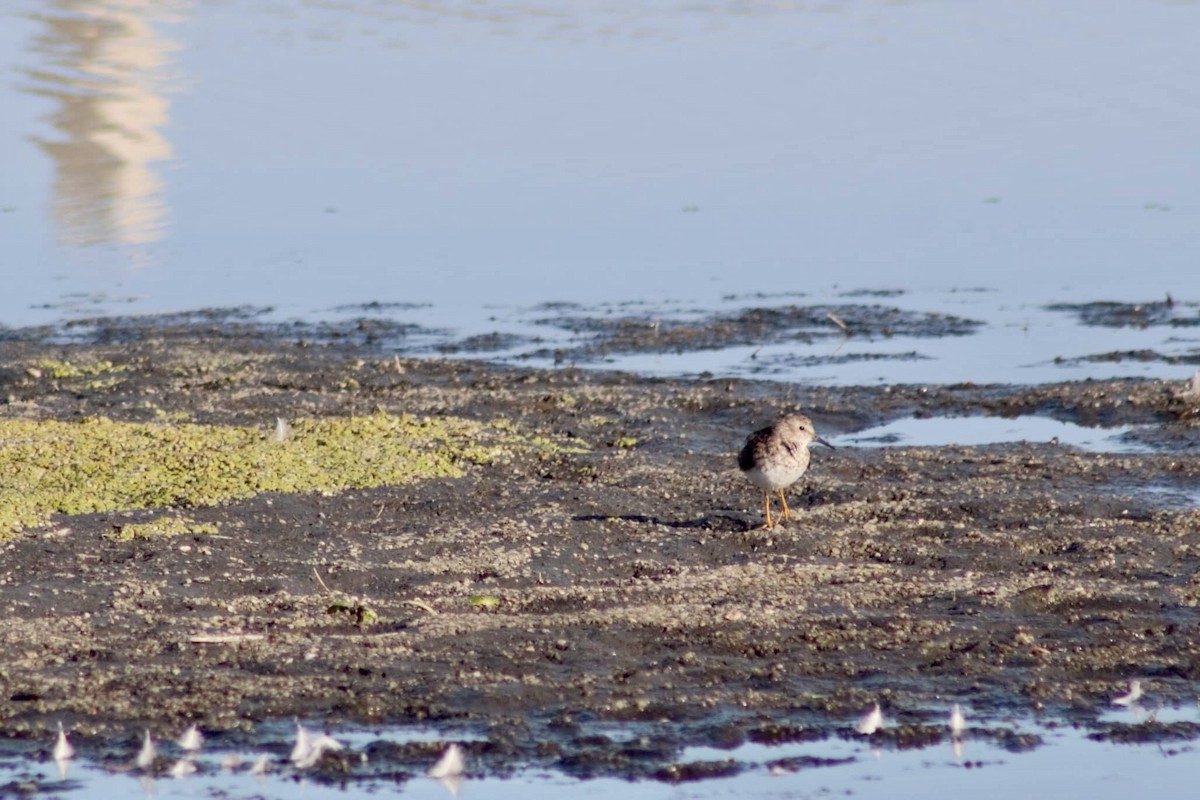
1045 298 1200 329
530 302 983 362
38 299 1200 375
1055 349 1200 367
1 313 1199 783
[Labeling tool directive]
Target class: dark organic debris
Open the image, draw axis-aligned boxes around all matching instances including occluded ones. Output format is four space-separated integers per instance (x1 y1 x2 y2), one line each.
532 304 983 361
837 288 906 298
1045 299 1200 329
766 754 856 772
51 310 443 350
61 306 274 344
986 730 1044 753
329 301 432 313
1053 349 1200 367
439 332 536 354
652 759 741 783
1087 721 1200 744
747 724 826 745
739 350 930 374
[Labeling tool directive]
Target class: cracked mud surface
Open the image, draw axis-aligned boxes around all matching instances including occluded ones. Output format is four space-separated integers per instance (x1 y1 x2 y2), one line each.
0 318 1198 781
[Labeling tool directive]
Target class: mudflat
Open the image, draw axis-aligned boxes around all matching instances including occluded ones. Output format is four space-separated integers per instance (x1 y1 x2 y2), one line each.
1 317 1198 779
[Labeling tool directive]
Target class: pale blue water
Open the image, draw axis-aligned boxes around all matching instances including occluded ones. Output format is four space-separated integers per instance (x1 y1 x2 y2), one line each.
843 416 1147 451
2 0 1198 387
20 707 1200 800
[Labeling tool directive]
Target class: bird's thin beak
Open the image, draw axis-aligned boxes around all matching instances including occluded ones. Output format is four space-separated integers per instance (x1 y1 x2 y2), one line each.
816 435 835 450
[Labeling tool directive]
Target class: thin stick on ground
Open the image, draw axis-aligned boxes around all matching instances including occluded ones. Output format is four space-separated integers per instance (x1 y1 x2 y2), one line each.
312 567 332 594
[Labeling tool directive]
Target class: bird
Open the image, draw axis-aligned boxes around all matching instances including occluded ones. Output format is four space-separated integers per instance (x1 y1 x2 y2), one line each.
738 414 834 529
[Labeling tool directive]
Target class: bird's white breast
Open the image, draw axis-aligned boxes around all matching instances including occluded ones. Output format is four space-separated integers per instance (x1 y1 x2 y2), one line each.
741 463 807 492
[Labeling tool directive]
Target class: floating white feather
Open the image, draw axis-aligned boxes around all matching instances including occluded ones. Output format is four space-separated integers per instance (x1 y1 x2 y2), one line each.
289 723 311 764
1112 679 1144 707
251 753 271 776
855 703 883 735
136 730 157 770
428 743 466 779
178 724 204 752
291 724 344 769
53 722 75 762
949 703 966 737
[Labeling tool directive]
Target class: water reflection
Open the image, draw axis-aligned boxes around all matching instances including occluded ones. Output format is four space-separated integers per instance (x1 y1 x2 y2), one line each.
19 1 182 247
843 415 1148 453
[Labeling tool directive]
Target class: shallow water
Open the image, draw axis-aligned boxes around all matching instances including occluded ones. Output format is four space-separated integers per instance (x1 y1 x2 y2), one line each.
1136 482 1200 510
843 415 1148 452
490 291 1200 385
3 0 1199 386
18 707 1200 800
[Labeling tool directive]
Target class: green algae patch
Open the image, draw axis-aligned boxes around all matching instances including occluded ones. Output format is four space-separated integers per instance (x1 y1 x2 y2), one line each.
105 515 220 541
0 412 564 537
33 359 128 380
469 594 502 611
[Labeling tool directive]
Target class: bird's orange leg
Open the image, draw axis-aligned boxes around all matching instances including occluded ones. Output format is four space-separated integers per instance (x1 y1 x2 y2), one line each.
778 490 791 523
761 492 774 529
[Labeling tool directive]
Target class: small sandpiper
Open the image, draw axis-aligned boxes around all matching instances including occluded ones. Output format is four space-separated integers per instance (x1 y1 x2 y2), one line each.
738 414 834 529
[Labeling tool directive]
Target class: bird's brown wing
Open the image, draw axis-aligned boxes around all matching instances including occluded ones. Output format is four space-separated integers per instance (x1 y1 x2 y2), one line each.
737 428 770 472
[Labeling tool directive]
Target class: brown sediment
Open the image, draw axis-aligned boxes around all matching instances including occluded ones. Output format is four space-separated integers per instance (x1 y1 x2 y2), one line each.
0 318 1198 780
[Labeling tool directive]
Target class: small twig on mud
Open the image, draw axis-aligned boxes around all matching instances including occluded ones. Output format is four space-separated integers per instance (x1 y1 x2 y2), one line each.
402 599 438 614
190 632 265 644
312 567 332 594
826 311 849 333
373 502 387 522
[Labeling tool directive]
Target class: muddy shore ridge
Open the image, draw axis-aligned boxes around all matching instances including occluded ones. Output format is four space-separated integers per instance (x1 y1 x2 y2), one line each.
1 311 1199 783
